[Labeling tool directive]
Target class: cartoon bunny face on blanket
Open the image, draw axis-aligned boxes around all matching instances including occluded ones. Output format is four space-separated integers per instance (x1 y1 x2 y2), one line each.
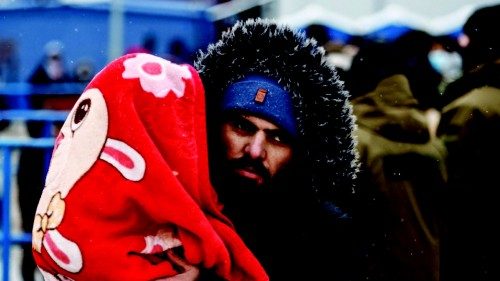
31 53 268 281
32 53 186 274
32 87 108 273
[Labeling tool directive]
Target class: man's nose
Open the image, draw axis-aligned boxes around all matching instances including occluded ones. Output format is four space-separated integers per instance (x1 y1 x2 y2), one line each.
246 131 266 159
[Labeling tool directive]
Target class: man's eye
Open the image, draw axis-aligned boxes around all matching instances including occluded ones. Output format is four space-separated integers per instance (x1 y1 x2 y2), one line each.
268 132 290 145
233 121 245 130
231 119 255 134
272 134 282 142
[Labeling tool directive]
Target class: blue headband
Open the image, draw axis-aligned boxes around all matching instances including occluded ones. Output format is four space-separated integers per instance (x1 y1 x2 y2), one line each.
221 75 297 137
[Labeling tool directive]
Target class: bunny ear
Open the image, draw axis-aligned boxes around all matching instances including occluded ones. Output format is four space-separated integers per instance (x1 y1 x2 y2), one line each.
38 268 74 281
43 229 83 273
99 138 146 181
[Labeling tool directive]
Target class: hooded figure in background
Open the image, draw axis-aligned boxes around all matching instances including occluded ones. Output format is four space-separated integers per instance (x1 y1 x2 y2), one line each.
437 4 500 281
195 18 359 280
347 40 447 281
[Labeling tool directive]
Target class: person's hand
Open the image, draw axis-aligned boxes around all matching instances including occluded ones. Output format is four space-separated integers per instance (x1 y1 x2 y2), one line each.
161 250 200 281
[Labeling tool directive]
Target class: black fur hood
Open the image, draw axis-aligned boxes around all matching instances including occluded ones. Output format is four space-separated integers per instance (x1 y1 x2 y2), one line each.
195 18 359 214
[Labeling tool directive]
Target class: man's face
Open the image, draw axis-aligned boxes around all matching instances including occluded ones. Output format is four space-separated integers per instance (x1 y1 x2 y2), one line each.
220 114 293 187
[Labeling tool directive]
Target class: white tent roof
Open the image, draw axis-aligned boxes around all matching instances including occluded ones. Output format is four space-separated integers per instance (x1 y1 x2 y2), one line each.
278 3 478 36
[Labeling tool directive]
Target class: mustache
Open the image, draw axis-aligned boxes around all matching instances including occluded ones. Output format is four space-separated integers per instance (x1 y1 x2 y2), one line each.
228 155 271 181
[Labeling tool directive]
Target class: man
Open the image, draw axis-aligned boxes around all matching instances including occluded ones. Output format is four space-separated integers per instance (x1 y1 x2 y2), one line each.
437 4 500 281
195 18 359 280
347 40 447 281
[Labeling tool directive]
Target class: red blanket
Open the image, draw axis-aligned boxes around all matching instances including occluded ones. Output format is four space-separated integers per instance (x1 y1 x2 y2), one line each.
32 53 268 281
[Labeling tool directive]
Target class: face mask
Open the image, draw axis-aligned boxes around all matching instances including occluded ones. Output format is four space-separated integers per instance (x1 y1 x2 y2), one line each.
428 49 462 82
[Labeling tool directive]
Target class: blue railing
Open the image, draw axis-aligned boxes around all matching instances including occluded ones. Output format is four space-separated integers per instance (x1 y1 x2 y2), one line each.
0 82 83 281
0 138 57 281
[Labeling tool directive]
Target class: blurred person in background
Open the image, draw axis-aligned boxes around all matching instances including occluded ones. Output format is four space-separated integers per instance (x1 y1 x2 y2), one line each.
392 30 450 137
347 39 447 281
72 57 95 83
29 40 71 84
19 39 73 281
0 39 19 84
428 35 463 92
125 32 157 55
196 18 359 280
162 38 193 64
436 4 500 281
0 96 9 131
304 24 360 80
0 39 19 131
392 30 445 112
347 30 446 137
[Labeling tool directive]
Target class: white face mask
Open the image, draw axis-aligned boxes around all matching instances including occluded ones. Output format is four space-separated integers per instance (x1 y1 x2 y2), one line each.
428 49 463 82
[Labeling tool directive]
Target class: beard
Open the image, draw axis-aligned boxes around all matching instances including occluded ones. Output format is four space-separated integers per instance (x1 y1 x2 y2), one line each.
213 156 326 280
213 154 302 226
226 154 272 187
214 155 273 214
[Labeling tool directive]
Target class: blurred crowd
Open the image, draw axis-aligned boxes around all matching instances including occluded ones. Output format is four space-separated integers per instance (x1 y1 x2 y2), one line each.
305 4 499 281
1 2 500 281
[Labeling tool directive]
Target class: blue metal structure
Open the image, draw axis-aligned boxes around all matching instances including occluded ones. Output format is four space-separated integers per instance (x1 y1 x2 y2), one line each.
0 0 218 82
0 82 82 281
1 139 56 281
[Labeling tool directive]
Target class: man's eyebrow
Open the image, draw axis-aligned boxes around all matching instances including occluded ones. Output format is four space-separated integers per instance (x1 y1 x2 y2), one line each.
230 115 258 129
263 128 283 134
263 128 291 139
236 115 254 125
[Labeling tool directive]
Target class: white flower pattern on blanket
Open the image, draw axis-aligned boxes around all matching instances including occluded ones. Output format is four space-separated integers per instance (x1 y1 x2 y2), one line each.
122 53 192 98
33 54 190 277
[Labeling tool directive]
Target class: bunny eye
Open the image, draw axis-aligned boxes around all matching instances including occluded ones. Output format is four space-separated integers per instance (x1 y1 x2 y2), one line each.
71 98 91 132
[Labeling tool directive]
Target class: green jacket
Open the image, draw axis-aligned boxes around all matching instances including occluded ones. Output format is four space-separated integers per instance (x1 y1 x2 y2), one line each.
352 74 447 281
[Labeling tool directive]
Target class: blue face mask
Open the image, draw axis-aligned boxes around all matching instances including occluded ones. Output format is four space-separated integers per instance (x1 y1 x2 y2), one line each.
428 49 463 82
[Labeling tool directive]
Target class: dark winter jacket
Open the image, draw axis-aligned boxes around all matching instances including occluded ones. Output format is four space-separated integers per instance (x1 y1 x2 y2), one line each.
437 61 500 281
195 18 359 280
352 74 447 281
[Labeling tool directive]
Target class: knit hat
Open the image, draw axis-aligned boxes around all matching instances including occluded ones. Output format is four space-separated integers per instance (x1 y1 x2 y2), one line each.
196 18 359 214
44 40 63 58
461 4 500 69
221 74 297 137
463 4 500 48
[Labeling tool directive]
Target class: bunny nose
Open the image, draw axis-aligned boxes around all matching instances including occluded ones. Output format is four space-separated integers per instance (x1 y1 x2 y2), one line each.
41 214 49 233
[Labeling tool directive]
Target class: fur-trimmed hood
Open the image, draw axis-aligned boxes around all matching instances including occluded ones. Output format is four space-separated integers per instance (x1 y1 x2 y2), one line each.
195 18 359 214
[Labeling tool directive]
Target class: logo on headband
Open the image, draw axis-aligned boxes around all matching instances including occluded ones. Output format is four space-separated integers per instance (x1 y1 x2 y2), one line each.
254 88 267 103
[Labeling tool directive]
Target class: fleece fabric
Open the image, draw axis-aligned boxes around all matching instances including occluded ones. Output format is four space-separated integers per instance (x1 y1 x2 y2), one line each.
32 53 267 281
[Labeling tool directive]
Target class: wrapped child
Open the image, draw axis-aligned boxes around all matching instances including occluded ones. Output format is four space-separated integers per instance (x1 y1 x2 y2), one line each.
32 53 268 281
